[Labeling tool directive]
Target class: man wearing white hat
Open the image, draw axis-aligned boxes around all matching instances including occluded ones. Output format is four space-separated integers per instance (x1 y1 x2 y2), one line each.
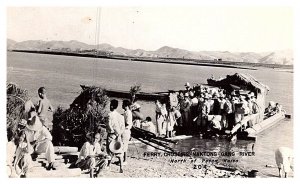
24 110 55 170
106 99 125 173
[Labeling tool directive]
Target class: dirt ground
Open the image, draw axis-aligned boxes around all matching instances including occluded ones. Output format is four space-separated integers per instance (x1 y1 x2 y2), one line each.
80 155 249 178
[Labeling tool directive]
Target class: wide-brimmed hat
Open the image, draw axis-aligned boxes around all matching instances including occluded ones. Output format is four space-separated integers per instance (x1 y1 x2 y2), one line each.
26 115 43 131
109 139 123 154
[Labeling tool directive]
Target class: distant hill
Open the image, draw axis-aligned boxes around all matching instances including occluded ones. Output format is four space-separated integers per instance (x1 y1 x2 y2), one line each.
7 39 17 50
7 39 293 65
258 50 293 65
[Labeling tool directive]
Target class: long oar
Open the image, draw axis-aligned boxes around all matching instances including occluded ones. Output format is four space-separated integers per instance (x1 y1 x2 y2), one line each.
136 138 174 153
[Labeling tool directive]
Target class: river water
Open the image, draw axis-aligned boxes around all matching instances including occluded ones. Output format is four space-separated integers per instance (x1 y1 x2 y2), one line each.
7 52 293 177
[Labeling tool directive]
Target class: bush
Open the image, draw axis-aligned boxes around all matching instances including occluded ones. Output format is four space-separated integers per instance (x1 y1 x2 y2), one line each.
6 83 30 141
52 86 109 148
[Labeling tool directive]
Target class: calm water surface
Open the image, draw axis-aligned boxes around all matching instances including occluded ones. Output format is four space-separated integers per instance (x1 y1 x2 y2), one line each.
7 52 293 177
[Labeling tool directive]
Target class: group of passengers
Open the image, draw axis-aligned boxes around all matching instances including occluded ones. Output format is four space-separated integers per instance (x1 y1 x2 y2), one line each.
154 82 264 137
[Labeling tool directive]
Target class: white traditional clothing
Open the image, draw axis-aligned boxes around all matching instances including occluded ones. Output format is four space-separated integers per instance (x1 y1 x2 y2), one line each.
25 124 55 163
7 141 16 177
6 141 16 167
76 142 103 170
106 111 125 136
14 142 33 176
142 121 156 134
122 109 133 152
169 93 179 108
106 110 125 156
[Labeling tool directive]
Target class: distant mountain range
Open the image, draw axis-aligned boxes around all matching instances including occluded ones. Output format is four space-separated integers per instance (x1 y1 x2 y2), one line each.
7 39 293 65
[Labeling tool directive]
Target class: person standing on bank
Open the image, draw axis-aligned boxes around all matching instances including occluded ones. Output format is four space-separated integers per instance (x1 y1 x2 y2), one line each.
24 109 56 170
37 87 54 131
106 99 125 173
122 100 133 165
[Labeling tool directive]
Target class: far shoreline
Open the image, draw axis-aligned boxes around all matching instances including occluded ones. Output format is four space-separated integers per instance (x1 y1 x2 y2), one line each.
8 50 294 71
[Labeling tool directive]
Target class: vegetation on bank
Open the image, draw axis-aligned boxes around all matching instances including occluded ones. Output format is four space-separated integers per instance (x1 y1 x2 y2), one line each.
52 86 109 147
7 83 31 140
6 83 109 148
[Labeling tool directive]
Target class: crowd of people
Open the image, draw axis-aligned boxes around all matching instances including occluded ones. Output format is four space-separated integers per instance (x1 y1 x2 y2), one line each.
152 82 263 137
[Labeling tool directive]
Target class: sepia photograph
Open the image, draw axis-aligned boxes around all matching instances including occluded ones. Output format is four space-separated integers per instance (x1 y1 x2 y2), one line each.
5 3 294 179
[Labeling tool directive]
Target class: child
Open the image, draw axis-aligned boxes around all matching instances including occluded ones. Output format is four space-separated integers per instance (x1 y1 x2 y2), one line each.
167 107 181 137
37 87 54 131
14 131 33 178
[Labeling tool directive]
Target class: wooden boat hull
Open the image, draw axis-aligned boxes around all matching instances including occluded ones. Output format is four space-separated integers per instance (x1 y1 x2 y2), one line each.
130 112 285 143
106 89 168 101
244 111 286 140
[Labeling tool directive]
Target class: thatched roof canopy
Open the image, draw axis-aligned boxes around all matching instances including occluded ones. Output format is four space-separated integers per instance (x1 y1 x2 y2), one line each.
207 73 270 95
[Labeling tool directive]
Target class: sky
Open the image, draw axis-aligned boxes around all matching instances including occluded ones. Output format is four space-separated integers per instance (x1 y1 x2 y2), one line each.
7 6 293 52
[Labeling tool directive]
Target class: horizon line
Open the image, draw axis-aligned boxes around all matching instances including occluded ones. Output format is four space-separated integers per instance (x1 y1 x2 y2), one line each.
7 38 293 54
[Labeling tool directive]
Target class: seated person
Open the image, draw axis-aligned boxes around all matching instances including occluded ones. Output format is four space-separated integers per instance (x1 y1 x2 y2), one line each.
75 133 110 178
275 103 283 113
24 110 56 170
207 115 222 136
265 101 277 116
141 117 156 134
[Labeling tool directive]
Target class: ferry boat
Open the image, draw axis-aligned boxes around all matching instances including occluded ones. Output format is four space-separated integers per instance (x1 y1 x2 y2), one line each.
81 73 288 141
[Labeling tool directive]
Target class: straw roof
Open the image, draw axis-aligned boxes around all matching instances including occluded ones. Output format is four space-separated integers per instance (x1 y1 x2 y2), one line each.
207 73 270 94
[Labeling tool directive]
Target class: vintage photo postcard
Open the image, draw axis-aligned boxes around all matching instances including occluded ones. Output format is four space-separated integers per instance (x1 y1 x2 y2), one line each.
6 5 294 179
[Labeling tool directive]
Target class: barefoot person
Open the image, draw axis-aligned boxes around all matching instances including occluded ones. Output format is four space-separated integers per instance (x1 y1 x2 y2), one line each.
24 110 56 170
76 133 110 178
37 87 54 131
106 99 125 173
